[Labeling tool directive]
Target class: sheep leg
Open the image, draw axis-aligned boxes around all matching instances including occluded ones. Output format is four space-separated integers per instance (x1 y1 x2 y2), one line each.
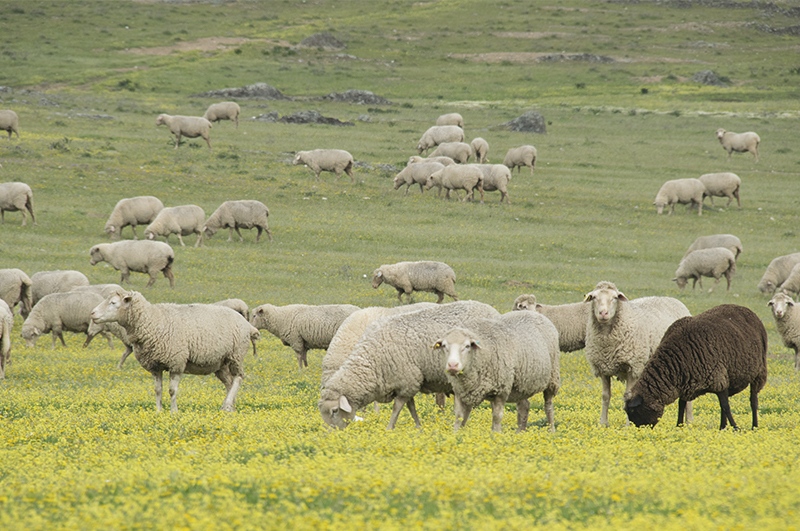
176 234 186 247
600 375 612 427
516 398 530 432
174 133 181 149
194 232 203 248
435 290 444 304
120 268 131 284
168 372 181 413
685 400 694 423
234 227 244 242
677 398 689 426
163 265 175 289
794 350 799 372
153 371 164 412
405 397 421 428
220 375 242 412
294 346 308 369
453 394 472 431
146 270 158 288
749 386 759 429
118 344 133 368
434 392 446 409
131 226 139 240
716 391 738 430
395 288 404 303
490 396 505 432
203 134 211 150
543 388 556 432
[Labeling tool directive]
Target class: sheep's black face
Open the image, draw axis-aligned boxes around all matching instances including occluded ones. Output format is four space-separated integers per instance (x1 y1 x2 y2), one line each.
624 395 663 427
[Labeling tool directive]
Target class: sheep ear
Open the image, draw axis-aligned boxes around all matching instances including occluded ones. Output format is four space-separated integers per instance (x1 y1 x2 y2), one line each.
534 303 543 310
471 340 481 349
583 291 595 302
376 271 383 278
617 291 629 301
671 278 678 283
122 295 132 304
339 395 352 413
627 395 643 408
767 300 774 307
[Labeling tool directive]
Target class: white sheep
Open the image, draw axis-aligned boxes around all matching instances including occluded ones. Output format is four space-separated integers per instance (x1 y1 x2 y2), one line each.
91 290 260 412
393 162 445 195
203 200 273 243
512 294 588 353
250 303 360 369
203 102 241 128
435 310 560 432
503 145 537 175
758 252 800 294
89 240 175 288
683 234 742 260
436 113 464 128
70 284 125 298
470 137 489 163
416 125 465 154
407 155 456 167
292 149 355 182
768 292 800 371
21 290 105 349
214 298 250 321
155 113 212 149
319 300 501 429
429 141 472 164
653 178 706 216
699 172 741 208
104 196 164 240
673 247 737 292
372 260 458 304
777 263 800 296
0 182 35 226
716 128 760 162
583 281 691 426
425 165 484 203
144 204 205 247
0 268 32 316
0 110 19 139
28 270 90 318
0 300 13 379
474 163 512 204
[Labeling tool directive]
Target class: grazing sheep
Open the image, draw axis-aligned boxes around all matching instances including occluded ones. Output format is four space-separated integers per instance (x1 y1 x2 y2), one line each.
0 268 32 316
0 182 35 226
757 252 800 294
21 291 105 348
503 145 537 176
683 234 743 260
716 128 760 162
777 263 800 297
28 270 90 317
319 300 501 429
156 114 212 149
425 165 484 202
372 260 458 304
699 172 741 208
673 247 737 292
407 155 456 167
474 164 512 204
89 240 175 288
584 281 691 426
512 294 588 353
416 125 465 154
435 310 560 432
203 101 241 128
653 178 706 216
768 292 800 371
250 303 360 369
625 304 767 430
429 141 472 164
214 298 250 321
470 137 489 163
292 149 355 182
104 196 164 240
393 162 445 195
91 290 260 412
0 300 13 379
0 110 20 139
436 113 464 128
203 200 273 243
85 318 133 369
144 204 205 247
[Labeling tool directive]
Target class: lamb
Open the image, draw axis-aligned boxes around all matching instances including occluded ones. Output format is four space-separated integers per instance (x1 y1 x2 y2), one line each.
28 270 90 317
156 114 212 149
699 172 741 208
203 200 273 243
625 304 767 430
683 234 742 260
429 141 472 164
474 164 512 204
0 110 19 139
319 300 501 429
0 268 32 316
583 281 691 427
91 290 260 412
503 145 537 175
144 204 205 247
716 128 760 162
512 294 588 353
672 247 737 292
250 303 360 369
372 260 458 304
470 137 489 164
0 182 35 226
435 310 560 432
653 178 706 216
203 101 241 128
757 252 800 294
89 240 175 288
292 149 355 182
0 300 13 379
407 155 456 167
416 125 465 154
21 291 105 348
214 298 250 321
104 196 164 240
393 162 445 195
436 113 464 128
768 292 800 371
425 165 484 203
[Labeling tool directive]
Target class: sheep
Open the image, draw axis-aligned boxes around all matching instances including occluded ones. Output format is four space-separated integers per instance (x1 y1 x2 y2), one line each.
716 128 760 162
0 110 19 139
436 113 464 128
21 291 105 348
70 283 125 299
90 290 260 412
144 204 205 247
372 260 458 304
155 113 212 149
104 196 164 240
292 149 355 182
89 240 175 288
512 294 589 353
583 281 691 427
0 182 35 226
699 172 741 208
85 318 133 368
683 234 742 260
28 270 90 317
625 304 767 430
653 178 706 216
214 298 250 321
470 137 489 163
416 125 465 154
0 300 13 379
503 145 537 176
777 263 800 297
392 162 445 196
319 300 501 429
474 163 512 204
203 101 241 128
672 247 737 292
407 155 456 167
425 165 484 203
434 310 560 432
250 303 360 369
0 268 32 316
757 252 800 294
203 200 273 243
429 141 472 164
768 292 800 371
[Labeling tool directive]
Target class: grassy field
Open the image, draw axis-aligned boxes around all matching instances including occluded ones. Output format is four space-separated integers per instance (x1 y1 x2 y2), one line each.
1 0 800 529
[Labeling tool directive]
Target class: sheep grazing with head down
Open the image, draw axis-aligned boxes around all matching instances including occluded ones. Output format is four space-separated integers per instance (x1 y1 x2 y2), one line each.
470 137 489 164
89 240 175 288
768 292 800 371
203 200 272 243
104 196 164 240
625 304 767 430
436 113 464 128
654 178 706 216
673 247 736 292
683 234 742 260
203 102 241 128
512 294 588 353
777 263 800 297
155 114 212 149
0 300 13 379
503 145 537 175
0 182 35 226
699 172 741 208
474 164 512 204
21 291 106 349
429 142 472 164
716 128 760 162
293 149 355 182
416 125 465 154
372 260 458 304
0 268 33 317
0 110 20 139
393 162 445 196
28 270 90 317
144 204 205 247
425 165 484 202
757 252 800 294
407 155 456 167
214 299 250 322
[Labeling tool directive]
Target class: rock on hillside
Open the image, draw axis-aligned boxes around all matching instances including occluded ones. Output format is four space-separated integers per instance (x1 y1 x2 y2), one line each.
192 83 288 100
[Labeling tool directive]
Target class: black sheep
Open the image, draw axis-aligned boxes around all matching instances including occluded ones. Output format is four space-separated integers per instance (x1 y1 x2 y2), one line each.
624 304 767 430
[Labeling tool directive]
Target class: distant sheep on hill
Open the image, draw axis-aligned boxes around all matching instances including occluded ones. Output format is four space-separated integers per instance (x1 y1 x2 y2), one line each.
156 114 212 149
203 102 241 128
716 128 760 162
